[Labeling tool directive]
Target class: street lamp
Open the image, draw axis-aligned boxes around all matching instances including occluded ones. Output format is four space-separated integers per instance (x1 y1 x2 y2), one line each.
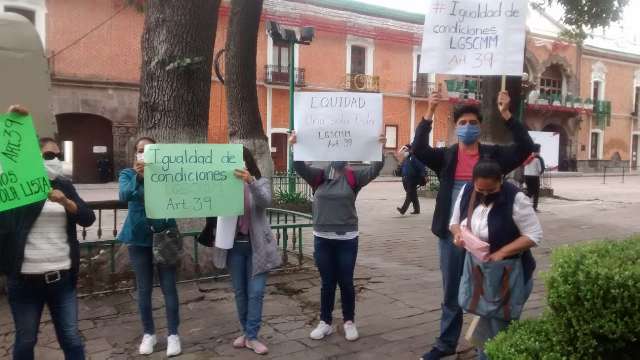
519 72 537 123
267 21 314 193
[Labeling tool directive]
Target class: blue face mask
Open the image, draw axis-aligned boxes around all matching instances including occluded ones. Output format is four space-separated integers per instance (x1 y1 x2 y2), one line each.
456 124 481 145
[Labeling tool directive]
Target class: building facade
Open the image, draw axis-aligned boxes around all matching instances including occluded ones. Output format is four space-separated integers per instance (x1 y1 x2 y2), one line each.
2 0 638 181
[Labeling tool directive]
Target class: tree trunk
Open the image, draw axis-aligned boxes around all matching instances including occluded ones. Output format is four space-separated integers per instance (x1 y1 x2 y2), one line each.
137 0 221 144
225 0 274 177
480 76 524 144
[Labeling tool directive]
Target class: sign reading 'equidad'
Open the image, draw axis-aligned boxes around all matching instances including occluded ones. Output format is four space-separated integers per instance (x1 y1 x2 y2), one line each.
0 113 51 213
143 144 244 219
293 92 383 161
420 0 528 76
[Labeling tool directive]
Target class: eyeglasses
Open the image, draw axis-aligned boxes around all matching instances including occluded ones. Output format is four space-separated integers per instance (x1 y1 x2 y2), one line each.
43 152 63 161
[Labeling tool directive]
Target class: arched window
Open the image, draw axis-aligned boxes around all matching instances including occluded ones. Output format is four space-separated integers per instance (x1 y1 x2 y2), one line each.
539 64 563 98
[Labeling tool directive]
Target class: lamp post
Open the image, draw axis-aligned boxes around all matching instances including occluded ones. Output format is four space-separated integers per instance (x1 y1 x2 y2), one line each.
519 72 537 123
267 21 314 193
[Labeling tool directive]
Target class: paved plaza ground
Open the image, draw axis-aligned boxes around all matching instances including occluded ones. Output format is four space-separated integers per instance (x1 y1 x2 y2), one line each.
2 176 640 359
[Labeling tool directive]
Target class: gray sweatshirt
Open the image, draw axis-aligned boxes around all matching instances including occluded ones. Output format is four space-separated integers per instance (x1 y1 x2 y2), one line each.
294 159 384 233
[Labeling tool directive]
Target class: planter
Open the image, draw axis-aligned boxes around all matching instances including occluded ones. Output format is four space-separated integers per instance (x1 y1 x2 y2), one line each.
536 99 549 105
552 101 562 106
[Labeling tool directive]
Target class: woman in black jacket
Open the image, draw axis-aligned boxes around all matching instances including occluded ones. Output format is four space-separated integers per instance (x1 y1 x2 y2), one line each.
0 106 96 360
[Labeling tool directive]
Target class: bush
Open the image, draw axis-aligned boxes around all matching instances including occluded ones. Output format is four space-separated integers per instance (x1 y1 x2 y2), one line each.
485 316 565 360
544 237 640 357
487 237 640 359
274 190 308 204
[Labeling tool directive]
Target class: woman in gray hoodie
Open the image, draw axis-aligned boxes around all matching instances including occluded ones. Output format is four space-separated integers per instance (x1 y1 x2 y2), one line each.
290 132 385 342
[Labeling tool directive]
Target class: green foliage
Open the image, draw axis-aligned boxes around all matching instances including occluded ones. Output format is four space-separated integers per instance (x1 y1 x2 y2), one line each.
274 190 308 205
125 0 144 12
485 316 565 360
487 237 640 359
544 237 640 357
537 0 629 42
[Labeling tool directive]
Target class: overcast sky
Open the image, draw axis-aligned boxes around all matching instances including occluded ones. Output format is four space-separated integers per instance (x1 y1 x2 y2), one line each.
357 0 640 42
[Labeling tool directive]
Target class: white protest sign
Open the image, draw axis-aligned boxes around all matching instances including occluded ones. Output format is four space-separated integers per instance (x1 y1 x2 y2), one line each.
293 92 383 161
420 0 528 76
529 131 560 170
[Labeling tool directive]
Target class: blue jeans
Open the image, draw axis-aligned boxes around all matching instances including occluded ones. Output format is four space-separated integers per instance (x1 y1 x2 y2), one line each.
227 240 268 340
128 245 180 335
435 181 467 353
314 236 358 324
7 272 85 360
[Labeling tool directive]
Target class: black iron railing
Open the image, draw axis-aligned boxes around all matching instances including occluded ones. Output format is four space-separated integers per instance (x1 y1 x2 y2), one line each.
264 65 305 86
345 73 380 92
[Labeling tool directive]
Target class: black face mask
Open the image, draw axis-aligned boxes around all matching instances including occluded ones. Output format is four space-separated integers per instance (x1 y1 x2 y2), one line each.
477 192 500 205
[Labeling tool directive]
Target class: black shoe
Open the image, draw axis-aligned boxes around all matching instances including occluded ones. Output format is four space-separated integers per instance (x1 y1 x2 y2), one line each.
410 210 420 214
397 207 406 215
421 347 456 360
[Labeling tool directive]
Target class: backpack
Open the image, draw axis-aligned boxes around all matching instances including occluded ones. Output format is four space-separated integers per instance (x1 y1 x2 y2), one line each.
310 168 358 194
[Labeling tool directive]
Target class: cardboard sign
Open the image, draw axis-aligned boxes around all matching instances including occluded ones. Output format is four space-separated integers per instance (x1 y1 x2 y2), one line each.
0 113 51 212
293 92 383 161
143 144 244 219
420 0 528 75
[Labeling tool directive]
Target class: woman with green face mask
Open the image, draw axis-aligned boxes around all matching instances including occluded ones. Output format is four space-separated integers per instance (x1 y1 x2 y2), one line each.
412 91 535 360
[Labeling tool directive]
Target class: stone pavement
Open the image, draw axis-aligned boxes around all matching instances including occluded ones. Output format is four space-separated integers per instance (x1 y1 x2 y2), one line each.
2 177 640 359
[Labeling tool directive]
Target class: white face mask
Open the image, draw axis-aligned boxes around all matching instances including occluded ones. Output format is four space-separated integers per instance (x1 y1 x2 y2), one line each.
44 158 63 180
135 153 145 162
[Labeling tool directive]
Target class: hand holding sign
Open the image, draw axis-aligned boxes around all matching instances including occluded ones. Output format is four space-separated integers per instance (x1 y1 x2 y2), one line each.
424 91 443 120
8 105 29 116
497 91 512 120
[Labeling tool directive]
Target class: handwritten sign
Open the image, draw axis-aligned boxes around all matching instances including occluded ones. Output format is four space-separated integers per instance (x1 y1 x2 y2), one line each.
293 92 383 161
420 0 527 75
0 113 51 212
143 144 244 219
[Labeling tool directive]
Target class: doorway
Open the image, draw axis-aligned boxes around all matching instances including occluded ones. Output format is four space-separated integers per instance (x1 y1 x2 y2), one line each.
542 124 570 171
271 133 288 174
56 113 114 183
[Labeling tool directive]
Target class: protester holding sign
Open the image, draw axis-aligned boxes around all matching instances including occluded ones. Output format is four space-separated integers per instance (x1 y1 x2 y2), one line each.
290 131 385 342
413 91 534 360
117 137 181 357
198 147 281 355
0 106 96 360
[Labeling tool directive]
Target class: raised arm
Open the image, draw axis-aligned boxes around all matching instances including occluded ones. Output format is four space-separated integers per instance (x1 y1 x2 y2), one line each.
495 91 535 174
61 181 96 227
412 92 445 173
288 131 324 185
248 178 273 209
119 168 143 202
354 154 385 187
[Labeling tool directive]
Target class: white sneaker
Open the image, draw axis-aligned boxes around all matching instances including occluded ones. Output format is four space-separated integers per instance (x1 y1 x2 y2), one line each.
344 321 359 341
167 335 182 357
310 321 333 340
138 334 157 355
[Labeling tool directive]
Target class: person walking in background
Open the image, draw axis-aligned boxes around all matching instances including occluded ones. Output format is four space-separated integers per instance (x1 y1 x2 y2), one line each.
0 105 96 360
118 137 181 357
289 131 386 342
199 148 282 355
524 144 545 211
412 91 535 360
450 160 542 359
396 144 426 215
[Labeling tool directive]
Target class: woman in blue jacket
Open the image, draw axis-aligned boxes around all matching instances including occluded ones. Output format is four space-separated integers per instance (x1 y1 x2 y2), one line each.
118 137 181 357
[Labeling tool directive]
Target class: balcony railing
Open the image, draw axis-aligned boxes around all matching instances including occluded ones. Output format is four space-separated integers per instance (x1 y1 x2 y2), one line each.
264 65 306 86
345 73 380 92
411 81 436 98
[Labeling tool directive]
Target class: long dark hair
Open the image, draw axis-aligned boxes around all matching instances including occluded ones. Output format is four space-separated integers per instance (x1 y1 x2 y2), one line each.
243 147 262 179
134 136 156 151
472 159 503 182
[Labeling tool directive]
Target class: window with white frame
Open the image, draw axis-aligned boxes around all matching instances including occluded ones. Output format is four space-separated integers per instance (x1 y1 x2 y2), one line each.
591 61 607 102
539 64 564 98
346 35 374 76
1 1 46 45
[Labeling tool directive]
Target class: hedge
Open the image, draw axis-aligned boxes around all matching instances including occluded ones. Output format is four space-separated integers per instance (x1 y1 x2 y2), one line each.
486 237 640 359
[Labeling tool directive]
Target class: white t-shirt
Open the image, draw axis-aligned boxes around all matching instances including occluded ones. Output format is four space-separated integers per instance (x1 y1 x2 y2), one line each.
450 185 543 245
21 200 71 274
524 158 543 177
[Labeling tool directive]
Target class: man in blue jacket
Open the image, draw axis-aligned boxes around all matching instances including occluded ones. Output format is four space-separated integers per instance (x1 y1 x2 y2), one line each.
414 91 534 360
397 144 426 215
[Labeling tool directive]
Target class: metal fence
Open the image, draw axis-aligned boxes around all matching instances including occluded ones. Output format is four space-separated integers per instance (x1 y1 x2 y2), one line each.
77 201 313 295
603 166 628 184
271 174 313 200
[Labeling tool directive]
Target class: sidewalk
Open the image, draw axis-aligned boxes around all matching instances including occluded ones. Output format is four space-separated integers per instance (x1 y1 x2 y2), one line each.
2 178 640 359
